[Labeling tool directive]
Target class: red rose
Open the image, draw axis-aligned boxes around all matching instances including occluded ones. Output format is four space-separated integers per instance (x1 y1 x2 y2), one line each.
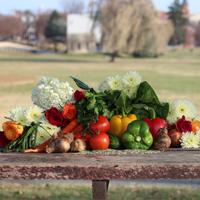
74 90 85 101
176 116 192 133
45 107 67 127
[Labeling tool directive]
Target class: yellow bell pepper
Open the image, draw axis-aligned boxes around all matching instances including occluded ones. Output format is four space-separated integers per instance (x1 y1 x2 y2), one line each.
109 114 137 137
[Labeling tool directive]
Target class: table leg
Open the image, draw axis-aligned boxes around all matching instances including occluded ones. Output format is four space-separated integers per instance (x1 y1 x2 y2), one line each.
92 180 109 200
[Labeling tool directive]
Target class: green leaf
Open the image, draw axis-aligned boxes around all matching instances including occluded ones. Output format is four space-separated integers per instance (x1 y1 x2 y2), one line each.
136 81 160 104
150 102 169 119
134 81 169 119
71 76 91 90
115 91 131 115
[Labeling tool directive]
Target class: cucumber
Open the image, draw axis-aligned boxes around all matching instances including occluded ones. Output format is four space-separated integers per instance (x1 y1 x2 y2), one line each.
109 134 121 149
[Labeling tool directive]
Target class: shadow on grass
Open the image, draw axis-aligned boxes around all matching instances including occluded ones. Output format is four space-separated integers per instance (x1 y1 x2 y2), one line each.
0 58 105 63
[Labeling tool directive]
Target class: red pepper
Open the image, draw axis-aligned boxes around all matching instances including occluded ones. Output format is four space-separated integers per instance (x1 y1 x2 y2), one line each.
63 103 77 120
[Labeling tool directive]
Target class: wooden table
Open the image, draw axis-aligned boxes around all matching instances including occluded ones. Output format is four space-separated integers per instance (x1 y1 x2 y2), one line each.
0 150 200 200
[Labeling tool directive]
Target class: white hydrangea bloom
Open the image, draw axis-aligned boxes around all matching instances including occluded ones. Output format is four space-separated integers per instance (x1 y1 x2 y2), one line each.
35 120 60 146
107 75 123 90
167 99 196 124
9 107 28 126
26 106 43 124
122 71 142 88
32 76 74 110
180 132 200 149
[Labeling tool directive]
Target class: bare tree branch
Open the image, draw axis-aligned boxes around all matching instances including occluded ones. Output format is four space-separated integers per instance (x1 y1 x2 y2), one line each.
61 0 84 14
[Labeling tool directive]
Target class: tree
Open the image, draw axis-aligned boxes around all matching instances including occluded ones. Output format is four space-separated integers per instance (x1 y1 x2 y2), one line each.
35 12 50 41
44 11 66 52
99 0 173 61
0 15 24 39
168 0 189 45
62 0 84 14
196 22 200 46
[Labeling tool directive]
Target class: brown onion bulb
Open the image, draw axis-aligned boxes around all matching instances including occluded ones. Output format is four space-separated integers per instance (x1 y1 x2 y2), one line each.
168 129 182 148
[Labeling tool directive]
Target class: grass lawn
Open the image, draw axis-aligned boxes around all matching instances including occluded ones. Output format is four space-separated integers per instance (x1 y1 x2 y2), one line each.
0 48 200 123
1 182 200 200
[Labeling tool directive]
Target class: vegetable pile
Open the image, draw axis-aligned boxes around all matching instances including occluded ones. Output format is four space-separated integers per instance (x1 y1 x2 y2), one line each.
1 71 200 153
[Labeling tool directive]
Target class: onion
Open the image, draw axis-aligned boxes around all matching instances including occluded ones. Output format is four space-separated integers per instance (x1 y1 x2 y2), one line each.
46 138 70 153
168 129 182 148
153 128 171 150
70 139 86 152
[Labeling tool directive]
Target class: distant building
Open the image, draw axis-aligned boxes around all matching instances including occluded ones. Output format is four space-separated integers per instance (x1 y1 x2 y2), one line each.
190 14 200 24
14 10 36 42
67 14 102 53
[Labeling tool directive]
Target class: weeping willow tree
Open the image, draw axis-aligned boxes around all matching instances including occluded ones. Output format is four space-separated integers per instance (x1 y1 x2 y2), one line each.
100 0 174 61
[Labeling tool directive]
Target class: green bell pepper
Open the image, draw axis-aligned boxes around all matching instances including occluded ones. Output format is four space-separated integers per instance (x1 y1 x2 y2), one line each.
122 120 153 150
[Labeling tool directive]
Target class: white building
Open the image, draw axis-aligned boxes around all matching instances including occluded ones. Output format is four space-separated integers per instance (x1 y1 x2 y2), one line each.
190 14 200 24
67 14 102 53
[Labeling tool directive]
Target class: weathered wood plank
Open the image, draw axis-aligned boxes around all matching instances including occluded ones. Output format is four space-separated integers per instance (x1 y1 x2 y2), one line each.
92 180 109 200
0 151 200 180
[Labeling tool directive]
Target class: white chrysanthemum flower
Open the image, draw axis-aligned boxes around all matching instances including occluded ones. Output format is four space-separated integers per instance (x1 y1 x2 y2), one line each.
98 80 110 92
123 86 137 98
122 71 142 88
174 100 196 119
194 115 200 121
180 132 199 149
9 107 28 126
167 103 178 124
26 106 43 124
167 99 196 124
35 120 60 146
195 130 200 142
32 76 74 110
107 75 122 91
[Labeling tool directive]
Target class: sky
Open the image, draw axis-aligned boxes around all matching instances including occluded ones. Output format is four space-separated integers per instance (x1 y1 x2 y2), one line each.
0 0 199 15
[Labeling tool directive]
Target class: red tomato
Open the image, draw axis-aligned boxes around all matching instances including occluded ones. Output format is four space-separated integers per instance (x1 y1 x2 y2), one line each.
84 133 92 143
74 132 91 143
89 132 110 150
74 132 83 140
89 116 110 133
144 118 167 139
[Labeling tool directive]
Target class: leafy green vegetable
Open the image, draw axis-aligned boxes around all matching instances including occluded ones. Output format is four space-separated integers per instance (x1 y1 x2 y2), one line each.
72 77 169 127
134 81 169 119
75 91 111 128
136 81 160 104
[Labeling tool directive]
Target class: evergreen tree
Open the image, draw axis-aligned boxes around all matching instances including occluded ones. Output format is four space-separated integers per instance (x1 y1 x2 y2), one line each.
44 10 66 52
168 0 188 45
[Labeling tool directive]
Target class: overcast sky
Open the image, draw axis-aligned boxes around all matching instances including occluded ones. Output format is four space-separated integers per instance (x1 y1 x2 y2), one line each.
0 0 199 15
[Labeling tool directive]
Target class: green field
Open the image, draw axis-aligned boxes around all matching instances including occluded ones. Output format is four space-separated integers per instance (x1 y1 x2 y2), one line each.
0 48 200 124
0 181 200 200
0 49 200 199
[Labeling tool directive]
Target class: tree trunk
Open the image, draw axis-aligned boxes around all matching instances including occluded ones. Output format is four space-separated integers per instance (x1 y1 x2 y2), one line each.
54 42 58 52
109 52 117 62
